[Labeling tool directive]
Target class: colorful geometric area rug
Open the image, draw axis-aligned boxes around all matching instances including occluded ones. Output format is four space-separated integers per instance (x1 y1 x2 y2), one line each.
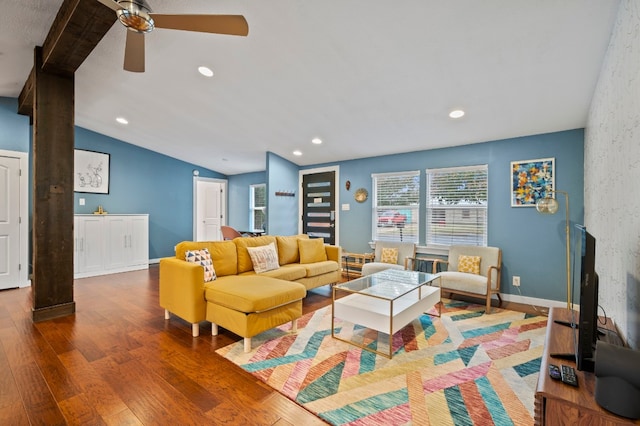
216 300 547 426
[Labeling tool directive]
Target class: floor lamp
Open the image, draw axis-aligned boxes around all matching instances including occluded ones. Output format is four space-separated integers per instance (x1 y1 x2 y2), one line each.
536 190 571 310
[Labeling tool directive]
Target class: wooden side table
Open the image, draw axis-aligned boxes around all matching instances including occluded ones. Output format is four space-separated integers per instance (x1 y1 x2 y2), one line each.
535 307 639 425
341 252 375 280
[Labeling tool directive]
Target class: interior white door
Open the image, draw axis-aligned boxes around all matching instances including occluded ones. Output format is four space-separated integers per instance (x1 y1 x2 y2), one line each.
0 156 20 290
195 179 225 241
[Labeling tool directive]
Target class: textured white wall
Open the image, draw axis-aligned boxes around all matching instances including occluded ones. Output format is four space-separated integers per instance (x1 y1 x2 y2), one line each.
585 0 640 349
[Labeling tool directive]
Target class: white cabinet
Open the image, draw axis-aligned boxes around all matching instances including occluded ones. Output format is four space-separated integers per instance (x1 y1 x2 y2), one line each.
104 215 149 271
74 215 105 276
74 214 149 278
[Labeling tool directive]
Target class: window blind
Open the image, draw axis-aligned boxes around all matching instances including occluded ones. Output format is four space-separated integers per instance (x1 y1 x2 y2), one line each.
426 165 488 247
250 184 266 232
372 171 420 243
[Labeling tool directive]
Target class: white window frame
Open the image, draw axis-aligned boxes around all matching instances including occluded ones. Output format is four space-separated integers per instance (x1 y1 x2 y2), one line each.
371 170 420 243
250 183 266 232
425 165 488 248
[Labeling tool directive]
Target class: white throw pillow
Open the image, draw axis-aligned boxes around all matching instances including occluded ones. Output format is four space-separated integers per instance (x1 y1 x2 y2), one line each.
247 242 280 273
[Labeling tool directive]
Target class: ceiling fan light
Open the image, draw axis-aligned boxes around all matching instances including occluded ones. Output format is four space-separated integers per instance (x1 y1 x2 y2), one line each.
116 0 154 33
536 197 559 214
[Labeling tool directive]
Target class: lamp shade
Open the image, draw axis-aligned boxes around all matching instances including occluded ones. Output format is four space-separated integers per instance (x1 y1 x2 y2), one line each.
536 197 559 214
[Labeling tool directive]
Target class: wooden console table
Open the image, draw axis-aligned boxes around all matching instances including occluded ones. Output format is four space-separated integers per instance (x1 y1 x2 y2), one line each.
535 307 639 425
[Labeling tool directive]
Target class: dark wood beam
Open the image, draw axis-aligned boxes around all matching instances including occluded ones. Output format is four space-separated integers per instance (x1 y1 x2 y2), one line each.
31 46 76 322
18 0 117 117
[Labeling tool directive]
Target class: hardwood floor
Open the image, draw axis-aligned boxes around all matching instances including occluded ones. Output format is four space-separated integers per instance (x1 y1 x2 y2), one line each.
0 266 331 425
0 267 541 425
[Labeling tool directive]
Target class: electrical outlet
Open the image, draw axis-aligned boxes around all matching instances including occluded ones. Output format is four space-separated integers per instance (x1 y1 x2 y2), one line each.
513 276 521 287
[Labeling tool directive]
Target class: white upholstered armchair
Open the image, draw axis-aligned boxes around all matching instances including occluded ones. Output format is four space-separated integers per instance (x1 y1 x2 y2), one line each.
430 245 502 313
361 241 417 276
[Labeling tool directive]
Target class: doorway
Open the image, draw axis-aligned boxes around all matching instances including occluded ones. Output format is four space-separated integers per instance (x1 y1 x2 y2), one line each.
299 166 339 245
0 150 29 289
193 177 227 241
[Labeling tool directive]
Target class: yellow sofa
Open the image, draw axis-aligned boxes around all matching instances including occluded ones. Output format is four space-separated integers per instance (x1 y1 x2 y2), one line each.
159 234 341 350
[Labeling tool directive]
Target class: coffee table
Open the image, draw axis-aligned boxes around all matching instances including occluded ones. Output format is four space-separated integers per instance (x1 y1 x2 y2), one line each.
331 269 441 358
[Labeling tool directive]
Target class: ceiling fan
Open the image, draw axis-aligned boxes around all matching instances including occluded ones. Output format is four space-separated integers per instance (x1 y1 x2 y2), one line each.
96 0 249 72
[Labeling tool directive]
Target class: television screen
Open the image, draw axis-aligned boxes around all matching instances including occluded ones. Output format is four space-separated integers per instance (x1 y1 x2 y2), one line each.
573 224 599 372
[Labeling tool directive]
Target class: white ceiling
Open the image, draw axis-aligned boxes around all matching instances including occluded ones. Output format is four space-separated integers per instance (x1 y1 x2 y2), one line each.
0 0 620 175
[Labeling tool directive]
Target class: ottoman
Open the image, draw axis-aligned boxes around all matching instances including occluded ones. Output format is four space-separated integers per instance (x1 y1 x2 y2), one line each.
204 276 307 352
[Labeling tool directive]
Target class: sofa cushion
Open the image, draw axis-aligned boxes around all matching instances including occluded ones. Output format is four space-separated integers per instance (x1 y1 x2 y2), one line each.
380 247 398 264
299 238 328 264
204 276 306 313
185 248 216 282
176 240 238 277
246 242 280 273
234 235 278 273
239 264 307 281
438 271 488 295
301 260 339 278
276 234 309 265
458 255 481 275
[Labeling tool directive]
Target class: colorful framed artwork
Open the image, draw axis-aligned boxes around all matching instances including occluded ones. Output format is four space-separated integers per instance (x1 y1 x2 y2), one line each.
74 149 110 194
511 157 554 207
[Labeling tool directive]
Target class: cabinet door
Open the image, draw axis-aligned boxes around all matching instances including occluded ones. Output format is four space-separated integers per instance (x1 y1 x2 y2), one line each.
75 216 104 274
104 216 129 270
129 215 149 266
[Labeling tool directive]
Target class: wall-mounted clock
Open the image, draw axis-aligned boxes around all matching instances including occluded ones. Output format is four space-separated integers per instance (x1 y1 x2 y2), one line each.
354 188 368 203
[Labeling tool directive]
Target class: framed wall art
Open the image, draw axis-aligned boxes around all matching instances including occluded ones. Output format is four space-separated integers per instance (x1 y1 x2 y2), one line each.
74 149 110 194
511 157 554 207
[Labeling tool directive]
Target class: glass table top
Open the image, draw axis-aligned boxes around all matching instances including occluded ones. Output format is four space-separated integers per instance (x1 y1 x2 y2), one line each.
334 269 438 301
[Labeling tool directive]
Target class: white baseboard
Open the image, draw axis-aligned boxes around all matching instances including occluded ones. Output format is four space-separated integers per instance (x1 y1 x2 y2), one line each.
149 258 161 265
500 292 567 310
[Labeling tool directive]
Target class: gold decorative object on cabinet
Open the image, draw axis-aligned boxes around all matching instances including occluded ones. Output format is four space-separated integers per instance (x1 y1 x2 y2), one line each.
93 205 108 215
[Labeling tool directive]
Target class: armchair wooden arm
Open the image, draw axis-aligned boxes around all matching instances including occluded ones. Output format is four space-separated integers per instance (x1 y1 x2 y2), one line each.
487 265 501 292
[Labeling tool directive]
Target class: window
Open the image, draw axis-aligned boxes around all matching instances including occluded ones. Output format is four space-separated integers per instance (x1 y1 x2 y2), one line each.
372 171 419 243
426 165 488 247
250 184 266 232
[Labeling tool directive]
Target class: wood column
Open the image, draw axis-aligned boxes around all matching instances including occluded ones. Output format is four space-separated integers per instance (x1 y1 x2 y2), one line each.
31 46 75 322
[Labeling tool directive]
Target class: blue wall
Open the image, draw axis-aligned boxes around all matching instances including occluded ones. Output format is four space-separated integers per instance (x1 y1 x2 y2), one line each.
2 94 585 304
305 129 584 303
228 171 265 231
0 96 225 260
267 152 299 236
0 97 30 151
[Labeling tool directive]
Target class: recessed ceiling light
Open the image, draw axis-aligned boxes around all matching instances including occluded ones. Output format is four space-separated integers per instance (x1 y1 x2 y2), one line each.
198 66 214 77
449 109 465 119
116 117 128 124
312 137 322 145
293 150 302 156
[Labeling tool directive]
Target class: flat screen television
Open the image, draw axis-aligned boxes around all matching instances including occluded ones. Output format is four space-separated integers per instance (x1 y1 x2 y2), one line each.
574 224 599 372
551 224 599 372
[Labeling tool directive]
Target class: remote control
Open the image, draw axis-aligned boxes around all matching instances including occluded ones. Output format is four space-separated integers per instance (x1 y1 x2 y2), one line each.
548 364 561 380
560 364 578 387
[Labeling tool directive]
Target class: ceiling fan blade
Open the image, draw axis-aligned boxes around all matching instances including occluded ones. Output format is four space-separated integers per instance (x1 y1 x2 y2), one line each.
151 14 249 36
124 31 145 72
95 0 124 12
